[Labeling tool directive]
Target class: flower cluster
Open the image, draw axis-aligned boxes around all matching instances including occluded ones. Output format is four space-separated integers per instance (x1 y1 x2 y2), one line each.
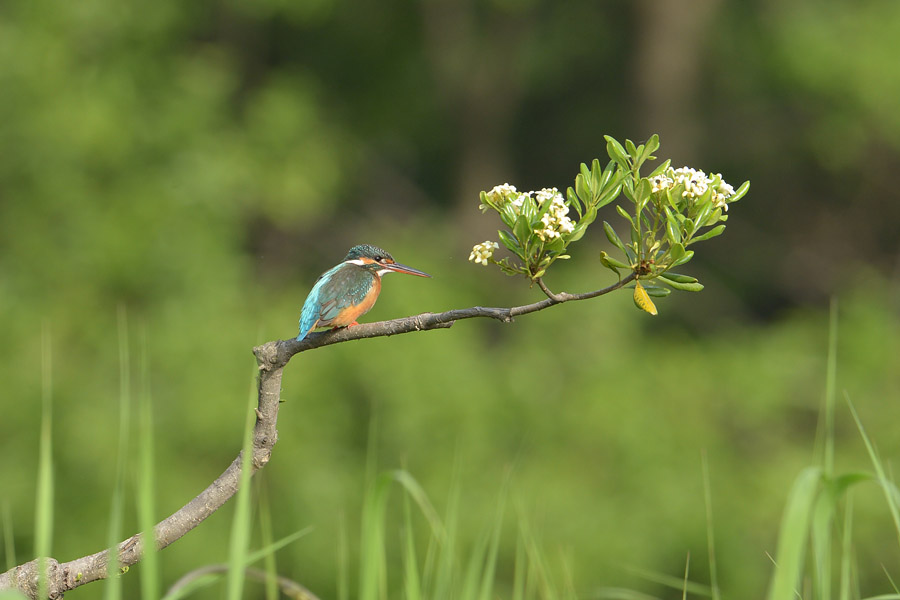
654 166 737 210
533 188 575 241
480 183 519 212
481 184 575 242
468 240 499 265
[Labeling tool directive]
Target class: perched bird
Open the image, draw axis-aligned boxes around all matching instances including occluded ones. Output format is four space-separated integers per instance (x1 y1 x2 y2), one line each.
297 244 431 341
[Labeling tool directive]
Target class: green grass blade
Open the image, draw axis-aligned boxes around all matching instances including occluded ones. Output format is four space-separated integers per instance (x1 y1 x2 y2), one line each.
105 307 132 600
701 451 720 600
613 563 713 597
766 466 823 600
512 532 526 600
847 397 900 545
225 372 260 600
478 477 508 600
359 472 392 600
402 489 422 600
592 589 661 600
257 481 279 600
137 325 159 600
34 322 54 600
823 298 838 476
838 493 854 600
433 461 461 600
811 485 835 600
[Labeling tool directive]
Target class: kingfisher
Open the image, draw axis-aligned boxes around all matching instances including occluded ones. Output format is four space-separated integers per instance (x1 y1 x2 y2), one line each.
296 244 431 341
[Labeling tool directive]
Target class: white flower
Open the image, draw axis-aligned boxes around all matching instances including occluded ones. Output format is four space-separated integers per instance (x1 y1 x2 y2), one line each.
534 190 574 241
650 174 674 193
534 187 561 205
469 241 499 265
711 174 735 210
485 183 518 206
671 167 709 199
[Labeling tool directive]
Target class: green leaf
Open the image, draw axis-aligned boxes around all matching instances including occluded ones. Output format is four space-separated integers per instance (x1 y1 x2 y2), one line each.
500 203 519 229
664 207 681 245
671 249 694 267
497 230 520 254
567 222 587 244
647 158 671 178
729 180 750 203
643 285 671 297
566 186 583 218
638 134 660 167
575 173 591 205
692 200 713 230
600 251 631 269
658 275 704 292
689 224 726 244
659 271 697 284
513 215 531 244
591 158 603 191
579 205 599 230
603 221 627 251
599 251 620 276
544 237 565 253
615 204 635 227
580 162 591 182
604 135 630 167
621 176 635 203
595 180 622 209
636 178 652 212
598 159 616 190
625 138 638 159
670 242 685 262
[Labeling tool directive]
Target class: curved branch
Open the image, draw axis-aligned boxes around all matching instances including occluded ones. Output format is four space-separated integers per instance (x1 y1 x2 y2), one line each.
0 273 633 599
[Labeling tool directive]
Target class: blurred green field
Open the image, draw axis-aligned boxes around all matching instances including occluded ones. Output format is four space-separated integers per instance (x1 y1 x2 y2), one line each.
2 1 900 598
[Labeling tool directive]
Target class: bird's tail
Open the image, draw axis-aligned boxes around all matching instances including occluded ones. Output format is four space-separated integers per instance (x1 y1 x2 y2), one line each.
297 317 319 342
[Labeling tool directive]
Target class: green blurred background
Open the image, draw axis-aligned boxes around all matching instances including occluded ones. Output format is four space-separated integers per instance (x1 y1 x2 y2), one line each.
2 0 899 597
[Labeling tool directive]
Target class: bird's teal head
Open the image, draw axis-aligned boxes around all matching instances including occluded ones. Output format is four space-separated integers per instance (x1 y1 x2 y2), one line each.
345 244 431 278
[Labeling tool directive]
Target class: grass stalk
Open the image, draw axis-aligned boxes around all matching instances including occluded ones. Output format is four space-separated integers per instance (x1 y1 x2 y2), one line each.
34 322 54 600
225 372 260 600
137 324 159 600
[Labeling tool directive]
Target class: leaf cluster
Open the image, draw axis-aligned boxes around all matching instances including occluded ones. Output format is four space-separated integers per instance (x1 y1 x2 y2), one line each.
473 133 750 314
477 160 622 281
600 135 749 309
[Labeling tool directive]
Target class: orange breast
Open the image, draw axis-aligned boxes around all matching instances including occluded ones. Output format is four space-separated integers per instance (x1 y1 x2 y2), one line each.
327 276 381 328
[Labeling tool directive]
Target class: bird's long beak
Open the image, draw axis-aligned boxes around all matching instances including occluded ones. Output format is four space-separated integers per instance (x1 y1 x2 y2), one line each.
384 262 431 278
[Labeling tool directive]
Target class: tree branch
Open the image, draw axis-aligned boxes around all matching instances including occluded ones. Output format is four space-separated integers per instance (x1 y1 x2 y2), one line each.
0 272 633 599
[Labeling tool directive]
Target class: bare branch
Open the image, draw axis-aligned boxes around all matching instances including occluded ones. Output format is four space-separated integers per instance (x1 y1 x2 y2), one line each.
0 273 633 599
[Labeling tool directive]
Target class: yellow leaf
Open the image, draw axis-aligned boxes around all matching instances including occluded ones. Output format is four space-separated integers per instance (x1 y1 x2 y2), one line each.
633 280 658 315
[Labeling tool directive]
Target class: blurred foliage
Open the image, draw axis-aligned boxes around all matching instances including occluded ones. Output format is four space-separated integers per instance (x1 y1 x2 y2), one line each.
1 0 900 598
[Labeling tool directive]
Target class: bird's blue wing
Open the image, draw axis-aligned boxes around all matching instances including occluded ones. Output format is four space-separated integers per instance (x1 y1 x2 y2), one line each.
297 263 374 340
297 265 341 341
